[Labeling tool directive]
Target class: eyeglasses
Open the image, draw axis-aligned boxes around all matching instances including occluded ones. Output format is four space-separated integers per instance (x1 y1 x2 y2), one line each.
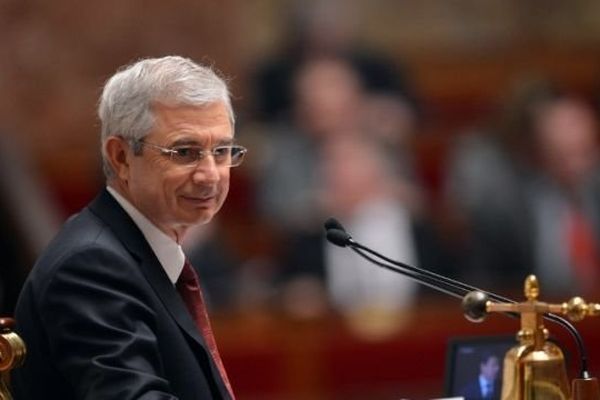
136 140 247 167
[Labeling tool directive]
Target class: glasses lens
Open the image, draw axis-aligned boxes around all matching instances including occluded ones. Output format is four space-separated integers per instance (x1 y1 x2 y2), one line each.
230 146 246 167
172 146 201 164
212 146 232 165
161 144 246 167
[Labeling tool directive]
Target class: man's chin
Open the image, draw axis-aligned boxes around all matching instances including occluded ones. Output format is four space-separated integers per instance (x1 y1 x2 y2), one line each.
176 199 224 226
186 209 218 226
185 212 212 225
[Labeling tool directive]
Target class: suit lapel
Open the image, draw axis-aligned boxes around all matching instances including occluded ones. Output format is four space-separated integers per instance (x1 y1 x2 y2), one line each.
88 189 231 399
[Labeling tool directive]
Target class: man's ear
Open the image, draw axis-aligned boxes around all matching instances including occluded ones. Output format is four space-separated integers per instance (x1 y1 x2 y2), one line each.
104 136 131 182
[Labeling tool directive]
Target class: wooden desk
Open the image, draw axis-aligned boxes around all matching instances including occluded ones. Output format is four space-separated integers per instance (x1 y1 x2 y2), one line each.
213 302 600 399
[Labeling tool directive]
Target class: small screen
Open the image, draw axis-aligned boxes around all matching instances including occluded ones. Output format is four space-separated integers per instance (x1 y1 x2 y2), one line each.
444 335 515 399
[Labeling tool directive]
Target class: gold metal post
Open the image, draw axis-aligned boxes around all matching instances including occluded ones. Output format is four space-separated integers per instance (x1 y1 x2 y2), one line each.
0 318 26 400
474 275 600 400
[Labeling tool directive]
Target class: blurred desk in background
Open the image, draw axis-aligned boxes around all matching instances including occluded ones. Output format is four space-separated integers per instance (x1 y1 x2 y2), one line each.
214 302 600 400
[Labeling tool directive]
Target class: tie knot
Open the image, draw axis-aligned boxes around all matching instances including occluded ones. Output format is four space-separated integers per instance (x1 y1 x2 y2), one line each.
178 261 198 286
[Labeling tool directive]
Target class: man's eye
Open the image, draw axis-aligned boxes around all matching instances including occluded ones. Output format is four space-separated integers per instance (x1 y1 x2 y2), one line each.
172 147 200 162
213 147 230 158
175 147 191 157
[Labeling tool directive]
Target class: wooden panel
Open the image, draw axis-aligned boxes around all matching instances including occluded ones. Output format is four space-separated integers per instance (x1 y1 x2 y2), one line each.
214 302 600 399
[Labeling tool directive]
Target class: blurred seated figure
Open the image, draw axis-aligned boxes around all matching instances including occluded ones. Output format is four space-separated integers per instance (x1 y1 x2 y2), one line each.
277 133 447 338
251 0 416 123
445 79 600 298
254 55 418 233
528 96 600 297
255 55 368 231
249 53 447 335
444 80 559 292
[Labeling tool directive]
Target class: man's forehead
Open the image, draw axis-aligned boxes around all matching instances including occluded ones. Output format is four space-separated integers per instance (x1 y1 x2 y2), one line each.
151 100 231 118
150 102 232 131
169 136 234 146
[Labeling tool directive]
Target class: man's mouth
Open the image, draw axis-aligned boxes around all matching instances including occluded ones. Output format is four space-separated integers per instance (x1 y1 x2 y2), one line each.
181 194 216 204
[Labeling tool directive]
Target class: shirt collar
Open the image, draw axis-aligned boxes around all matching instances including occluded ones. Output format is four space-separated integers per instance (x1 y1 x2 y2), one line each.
106 186 185 284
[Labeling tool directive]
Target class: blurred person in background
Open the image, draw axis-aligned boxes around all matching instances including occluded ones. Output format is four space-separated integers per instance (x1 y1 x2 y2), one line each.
527 96 600 297
251 0 416 124
277 132 447 338
443 80 557 291
254 54 420 230
445 79 600 298
255 55 447 337
255 55 368 231
245 56 369 317
239 54 425 320
13 56 245 399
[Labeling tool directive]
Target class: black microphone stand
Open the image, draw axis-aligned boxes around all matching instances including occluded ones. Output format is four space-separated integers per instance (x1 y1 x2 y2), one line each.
324 218 600 398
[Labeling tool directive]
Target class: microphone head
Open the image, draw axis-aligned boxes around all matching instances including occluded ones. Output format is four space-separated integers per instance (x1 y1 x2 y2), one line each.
326 228 352 247
324 217 346 232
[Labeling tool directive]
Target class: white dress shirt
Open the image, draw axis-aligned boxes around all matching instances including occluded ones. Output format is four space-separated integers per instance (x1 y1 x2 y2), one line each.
107 186 185 284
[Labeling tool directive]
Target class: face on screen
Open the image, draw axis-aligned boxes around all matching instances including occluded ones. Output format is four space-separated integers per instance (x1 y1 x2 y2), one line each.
480 355 500 380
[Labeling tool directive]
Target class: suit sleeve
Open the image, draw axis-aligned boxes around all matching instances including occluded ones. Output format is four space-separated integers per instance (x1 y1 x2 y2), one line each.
37 247 179 400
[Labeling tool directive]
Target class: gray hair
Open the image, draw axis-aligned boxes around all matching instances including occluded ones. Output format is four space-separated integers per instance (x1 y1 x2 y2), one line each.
98 55 234 178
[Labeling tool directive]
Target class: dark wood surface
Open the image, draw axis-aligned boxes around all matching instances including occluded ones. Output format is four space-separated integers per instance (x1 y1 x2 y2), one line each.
214 302 600 400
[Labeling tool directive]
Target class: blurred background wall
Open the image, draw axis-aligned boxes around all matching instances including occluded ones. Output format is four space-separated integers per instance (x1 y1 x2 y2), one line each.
3 0 600 212
3 0 600 398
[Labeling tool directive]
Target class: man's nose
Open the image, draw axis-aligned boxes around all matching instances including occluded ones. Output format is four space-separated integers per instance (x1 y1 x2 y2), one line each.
191 157 220 183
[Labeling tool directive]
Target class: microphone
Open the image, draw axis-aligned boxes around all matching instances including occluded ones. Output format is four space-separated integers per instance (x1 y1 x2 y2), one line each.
323 217 346 232
323 217 592 380
325 228 353 248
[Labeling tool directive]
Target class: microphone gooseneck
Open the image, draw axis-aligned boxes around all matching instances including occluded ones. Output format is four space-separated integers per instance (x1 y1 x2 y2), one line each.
323 217 591 379
350 246 467 301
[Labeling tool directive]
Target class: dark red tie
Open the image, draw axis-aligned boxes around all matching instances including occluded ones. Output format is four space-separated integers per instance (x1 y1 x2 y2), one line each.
176 261 235 399
565 208 600 293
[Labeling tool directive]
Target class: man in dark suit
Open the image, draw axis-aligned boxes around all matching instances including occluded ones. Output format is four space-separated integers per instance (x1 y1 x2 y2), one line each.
12 56 247 399
459 351 501 400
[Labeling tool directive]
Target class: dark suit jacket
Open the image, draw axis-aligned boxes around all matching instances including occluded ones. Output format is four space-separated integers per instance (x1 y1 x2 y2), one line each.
12 189 232 400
